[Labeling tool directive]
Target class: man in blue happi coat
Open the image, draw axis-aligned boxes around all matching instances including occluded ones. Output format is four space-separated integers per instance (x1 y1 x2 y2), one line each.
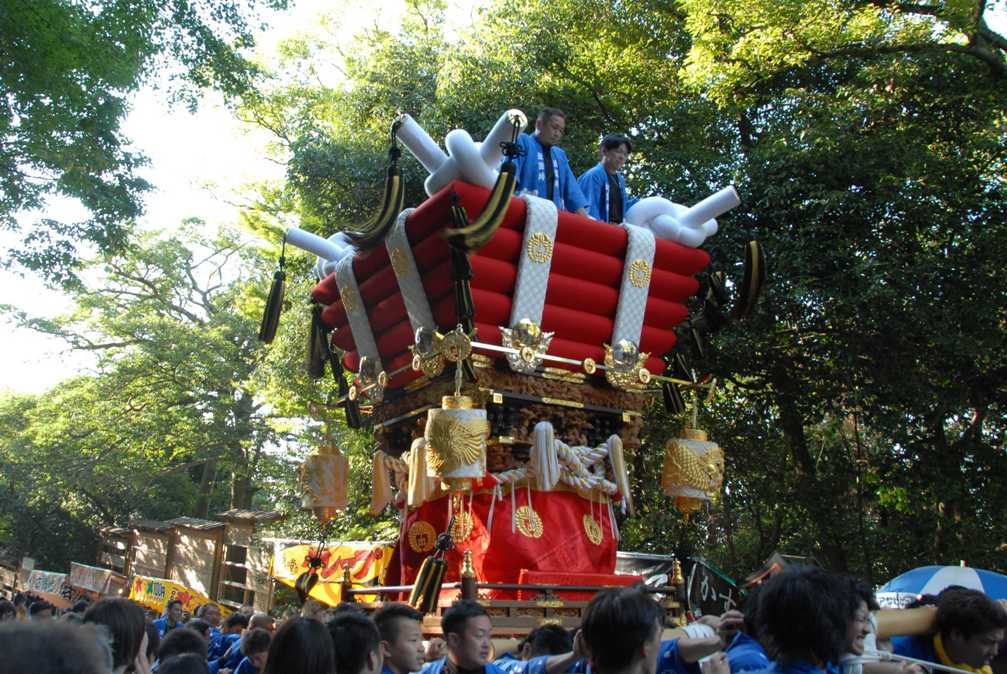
577 134 639 224
512 108 589 216
153 599 184 637
420 600 508 674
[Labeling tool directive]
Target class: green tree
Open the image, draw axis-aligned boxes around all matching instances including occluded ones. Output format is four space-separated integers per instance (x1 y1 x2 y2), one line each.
1 0 288 286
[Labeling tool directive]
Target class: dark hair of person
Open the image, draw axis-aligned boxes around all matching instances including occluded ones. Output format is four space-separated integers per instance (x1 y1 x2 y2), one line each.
224 612 250 630
0 621 112 674
936 588 1007 639
158 626 209 660
442 599 489 638
0 599 15 619
166 599 183 611
72 600 91 614
241 627 273 656
844 577 880 612
195 603 219 618
62 612 84 625
158 653 212 674
83 597 146 670
600 133 632 154
537 107 566 124
581 587 664 672
29 599 54 616
13 593 27 608
523 623 574 657
187 618 211 638
145 621 161 661
262 616 336 674
374 603 423 643
756 566 852 665
328 612 381 674
742 583 763 637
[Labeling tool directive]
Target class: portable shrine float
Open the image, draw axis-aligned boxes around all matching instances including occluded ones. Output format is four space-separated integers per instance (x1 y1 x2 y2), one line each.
260 109 765 634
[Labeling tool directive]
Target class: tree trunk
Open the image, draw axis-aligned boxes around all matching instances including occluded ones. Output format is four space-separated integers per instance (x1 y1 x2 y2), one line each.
195 458 217 518
230 472 254 509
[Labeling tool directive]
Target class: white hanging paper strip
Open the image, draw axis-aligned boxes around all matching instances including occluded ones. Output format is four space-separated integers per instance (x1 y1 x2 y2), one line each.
385 208 436 333
612 224 656 346
508 195 559 332
335 254 383 371
531 421 561 491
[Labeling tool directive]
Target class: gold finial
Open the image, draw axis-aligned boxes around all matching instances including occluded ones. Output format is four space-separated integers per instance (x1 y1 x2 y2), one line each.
670 559 685 586
342 563 352 584
462 550 476 578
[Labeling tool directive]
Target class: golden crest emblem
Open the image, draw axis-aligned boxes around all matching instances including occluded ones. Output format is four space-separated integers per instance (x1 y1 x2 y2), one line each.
389 247 410 276
340 286 359 314
450 511 474 544
425 413 488 474
515 505 544 539
628 259 651 288
407 520 436 553
526 232 554 263
582 514 603 545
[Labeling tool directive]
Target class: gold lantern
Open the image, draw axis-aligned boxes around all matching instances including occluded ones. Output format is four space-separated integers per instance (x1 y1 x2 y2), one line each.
661 428 725 517
424 395 490 490
300 443 350 525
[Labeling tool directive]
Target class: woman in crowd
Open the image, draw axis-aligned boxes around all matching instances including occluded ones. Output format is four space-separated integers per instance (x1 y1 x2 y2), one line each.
83 597 150 674
262 616 337 674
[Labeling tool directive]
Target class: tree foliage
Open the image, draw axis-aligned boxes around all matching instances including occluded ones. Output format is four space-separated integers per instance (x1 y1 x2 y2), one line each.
0 0 288 286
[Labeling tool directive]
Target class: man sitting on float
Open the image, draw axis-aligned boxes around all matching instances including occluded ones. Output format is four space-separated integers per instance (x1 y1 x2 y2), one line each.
577 133 639 224
512 108 589 216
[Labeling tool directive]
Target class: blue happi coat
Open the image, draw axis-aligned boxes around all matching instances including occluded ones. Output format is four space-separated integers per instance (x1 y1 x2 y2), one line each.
511 133 588 214
576 162 639 223
421 657 510 674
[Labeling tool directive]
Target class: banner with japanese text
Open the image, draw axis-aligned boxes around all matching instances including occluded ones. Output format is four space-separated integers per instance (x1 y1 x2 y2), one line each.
128 574 230 616
270 542 395 606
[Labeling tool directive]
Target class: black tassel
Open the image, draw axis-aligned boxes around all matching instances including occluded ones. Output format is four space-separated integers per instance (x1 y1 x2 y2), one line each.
663 382 687 414
408 529 454 614
307 302 328 378
258 237 286 343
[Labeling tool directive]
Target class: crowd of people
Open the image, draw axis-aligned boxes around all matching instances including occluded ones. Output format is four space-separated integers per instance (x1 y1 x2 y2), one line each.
1 566 1005 674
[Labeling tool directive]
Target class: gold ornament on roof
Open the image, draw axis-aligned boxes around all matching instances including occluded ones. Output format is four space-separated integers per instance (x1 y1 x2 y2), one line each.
603 340 650 390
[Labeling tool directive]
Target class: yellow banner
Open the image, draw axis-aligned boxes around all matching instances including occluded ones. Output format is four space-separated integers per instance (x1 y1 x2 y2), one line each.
128 575 230 616
271 542 395 606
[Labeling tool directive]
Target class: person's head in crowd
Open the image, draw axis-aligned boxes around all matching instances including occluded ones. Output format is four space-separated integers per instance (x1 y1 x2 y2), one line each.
442 599 493 670
757 566 853 666
164 599 184 626
321 602 369 623
262 616 336 674
158 626 209 661
0 599 15 622
580 587 664 674
197 602 222 629
328 612 383 674
934 587 1007 668
240 604 256 616
83 597 146 674
187 618 212 641
375 603 426 674
145 621 161 662
241 627 273 670
535 108 567 147
841 577 876 656
158 653 212 674
742 583 763 639
71 600 91 615
249 611 277 633
520 624 574 659
62 611 84 625
0 621 113 674
28 599 55 620
224 611 250 634
598 134 632 176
